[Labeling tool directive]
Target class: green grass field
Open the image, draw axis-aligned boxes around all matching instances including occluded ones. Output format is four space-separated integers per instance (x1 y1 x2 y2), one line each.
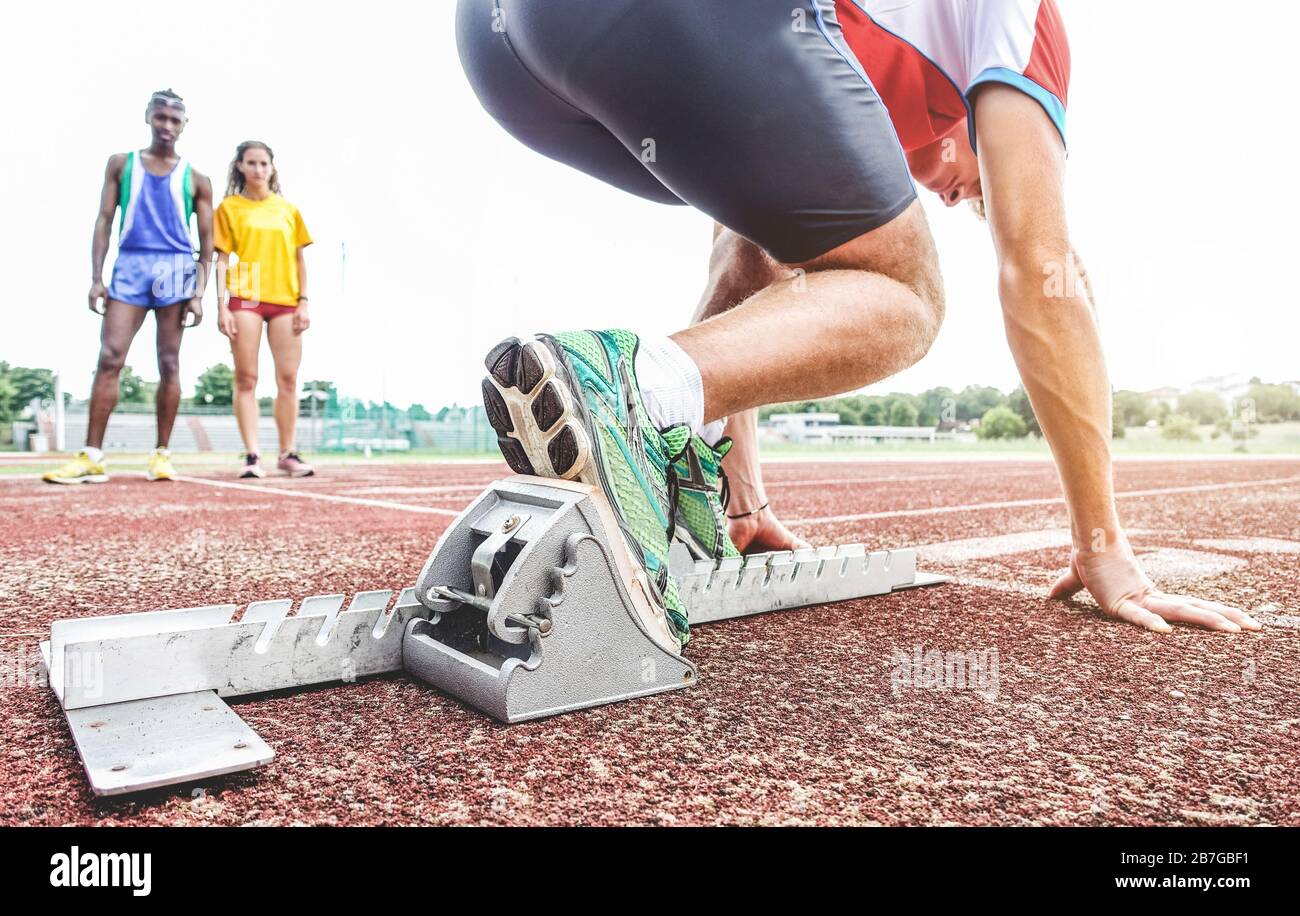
3 423 1295 475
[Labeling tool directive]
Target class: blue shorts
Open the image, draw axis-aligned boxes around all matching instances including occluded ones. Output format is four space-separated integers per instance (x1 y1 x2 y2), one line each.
108 250 198 308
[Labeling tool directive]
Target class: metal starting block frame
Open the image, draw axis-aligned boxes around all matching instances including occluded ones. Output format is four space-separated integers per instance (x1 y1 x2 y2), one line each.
39 475 945 796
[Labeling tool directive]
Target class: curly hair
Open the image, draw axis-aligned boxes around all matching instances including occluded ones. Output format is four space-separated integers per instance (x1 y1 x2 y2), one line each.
226 140 282 197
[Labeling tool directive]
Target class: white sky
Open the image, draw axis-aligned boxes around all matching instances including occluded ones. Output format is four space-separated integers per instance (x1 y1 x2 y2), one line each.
2 0 1296 406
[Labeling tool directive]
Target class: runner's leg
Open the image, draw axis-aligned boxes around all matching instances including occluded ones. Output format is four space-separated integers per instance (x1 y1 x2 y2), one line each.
86 300 149 450
691 226 812 552
152 301 186 448
265 313 302 454
230 311 264 455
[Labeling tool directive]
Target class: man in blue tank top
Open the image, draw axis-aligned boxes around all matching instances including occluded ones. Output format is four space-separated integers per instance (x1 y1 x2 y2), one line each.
44 89 215 485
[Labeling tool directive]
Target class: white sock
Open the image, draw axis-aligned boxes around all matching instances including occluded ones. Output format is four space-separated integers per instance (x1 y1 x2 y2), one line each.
83 446 104 463
634 336 705 435
698 418 728 447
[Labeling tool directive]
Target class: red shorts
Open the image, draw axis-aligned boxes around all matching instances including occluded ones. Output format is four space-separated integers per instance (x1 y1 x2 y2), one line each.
229 297 297 320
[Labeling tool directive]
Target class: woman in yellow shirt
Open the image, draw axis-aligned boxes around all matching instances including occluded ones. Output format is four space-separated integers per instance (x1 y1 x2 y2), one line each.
214 140 315 478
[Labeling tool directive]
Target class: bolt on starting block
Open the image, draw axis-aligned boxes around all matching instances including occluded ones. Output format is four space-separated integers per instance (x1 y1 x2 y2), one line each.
39 475 946 796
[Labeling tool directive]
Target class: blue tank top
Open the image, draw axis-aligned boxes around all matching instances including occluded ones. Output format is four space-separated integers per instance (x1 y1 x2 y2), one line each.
117 151 195 254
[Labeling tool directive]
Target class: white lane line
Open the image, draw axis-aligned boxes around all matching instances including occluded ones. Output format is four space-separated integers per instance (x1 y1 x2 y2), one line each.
787 476 1300 525
762 470 1048 489
351 484 497 496
1136 548 1246 582
1193 537 1300 554
175 476 463 516
917 529 1072 565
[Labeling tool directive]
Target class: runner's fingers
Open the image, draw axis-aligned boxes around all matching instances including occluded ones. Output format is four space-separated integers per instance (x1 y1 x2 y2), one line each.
1181 596 1262 630
1140 595 1240 632
1111 598 1173 633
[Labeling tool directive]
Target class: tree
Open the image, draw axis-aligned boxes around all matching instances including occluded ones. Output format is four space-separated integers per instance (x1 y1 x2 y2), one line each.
1006 386 1042 436
3 364 55 408
194 363 235 406
408 403 432 421
918 387 956 426
0 369 18 424
118 365 149 404
888 399 919 427
975 405 1028 439
1242 383 1300 422
1160 413 1200 441
1176 390 1227 425
1113 390 1154 429
955 385 1006 421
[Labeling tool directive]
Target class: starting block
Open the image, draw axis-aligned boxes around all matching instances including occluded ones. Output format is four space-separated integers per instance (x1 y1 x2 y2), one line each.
39 475 945 795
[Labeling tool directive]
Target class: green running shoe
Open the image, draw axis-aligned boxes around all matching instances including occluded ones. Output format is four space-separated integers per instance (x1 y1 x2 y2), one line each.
670 435 741 562
481 330 694 646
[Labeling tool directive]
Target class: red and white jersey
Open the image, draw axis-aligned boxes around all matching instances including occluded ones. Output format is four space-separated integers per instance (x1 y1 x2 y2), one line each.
835 0 1071 152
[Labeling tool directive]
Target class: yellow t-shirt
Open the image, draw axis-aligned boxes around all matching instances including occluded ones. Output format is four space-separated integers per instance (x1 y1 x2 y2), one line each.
214 193 313 306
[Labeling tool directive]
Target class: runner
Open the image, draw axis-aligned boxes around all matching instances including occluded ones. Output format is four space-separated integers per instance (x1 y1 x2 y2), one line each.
43 89 213 485
214 140 315 479
458 0 1260 644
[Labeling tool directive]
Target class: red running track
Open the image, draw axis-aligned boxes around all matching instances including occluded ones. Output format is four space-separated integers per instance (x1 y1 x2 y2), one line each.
1 457 1297 825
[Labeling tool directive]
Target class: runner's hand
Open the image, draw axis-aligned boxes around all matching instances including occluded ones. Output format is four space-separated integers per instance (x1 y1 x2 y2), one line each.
293 303 311 335
183 297 203 328
1048 533 1262 633
728 505 811 554
218 306 237 339
88 282 107 316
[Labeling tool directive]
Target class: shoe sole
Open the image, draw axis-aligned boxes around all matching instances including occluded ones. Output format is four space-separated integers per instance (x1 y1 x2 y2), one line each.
239 470 265 479
481 336 594 485
482 336 684 655
44 475 109 485
147 472 175 481
280 469 315 477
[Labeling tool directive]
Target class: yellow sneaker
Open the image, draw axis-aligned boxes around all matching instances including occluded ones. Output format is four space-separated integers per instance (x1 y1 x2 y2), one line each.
42 451 109 485
147 448 177 482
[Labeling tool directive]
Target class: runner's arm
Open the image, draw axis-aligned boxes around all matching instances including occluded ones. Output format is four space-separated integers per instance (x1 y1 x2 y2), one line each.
975 84 1258 633
293 247 311 334
973 84 1117 546
89 154 124 312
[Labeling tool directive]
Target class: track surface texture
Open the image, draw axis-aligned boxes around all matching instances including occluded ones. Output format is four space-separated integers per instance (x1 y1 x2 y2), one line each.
2 456 1297 826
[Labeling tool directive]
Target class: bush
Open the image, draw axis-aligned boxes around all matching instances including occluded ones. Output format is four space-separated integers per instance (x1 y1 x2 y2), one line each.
1008 387 1042 436
1176 390 1228 425
1160 413 1200 441
888 399 919 427
1113 389 1155 427
194 363 235 406
975 405 1028 440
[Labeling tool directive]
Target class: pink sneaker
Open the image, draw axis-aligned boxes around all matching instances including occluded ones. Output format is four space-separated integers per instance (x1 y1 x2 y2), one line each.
277 452 315 477
239 454 265 479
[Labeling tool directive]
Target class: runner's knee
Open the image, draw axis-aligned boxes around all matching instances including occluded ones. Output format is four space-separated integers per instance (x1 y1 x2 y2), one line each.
96 344 127 375
791 200 945 354
157 353 180 383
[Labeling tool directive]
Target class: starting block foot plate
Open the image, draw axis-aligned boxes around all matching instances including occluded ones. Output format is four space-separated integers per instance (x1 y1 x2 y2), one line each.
63 691 273 797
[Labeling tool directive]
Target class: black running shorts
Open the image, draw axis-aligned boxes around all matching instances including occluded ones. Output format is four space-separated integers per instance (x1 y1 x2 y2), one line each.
456 0 917 264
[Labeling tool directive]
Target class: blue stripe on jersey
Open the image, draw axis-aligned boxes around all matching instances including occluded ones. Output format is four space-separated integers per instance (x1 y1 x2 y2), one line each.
120 165 194 253
968 66 1068 148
